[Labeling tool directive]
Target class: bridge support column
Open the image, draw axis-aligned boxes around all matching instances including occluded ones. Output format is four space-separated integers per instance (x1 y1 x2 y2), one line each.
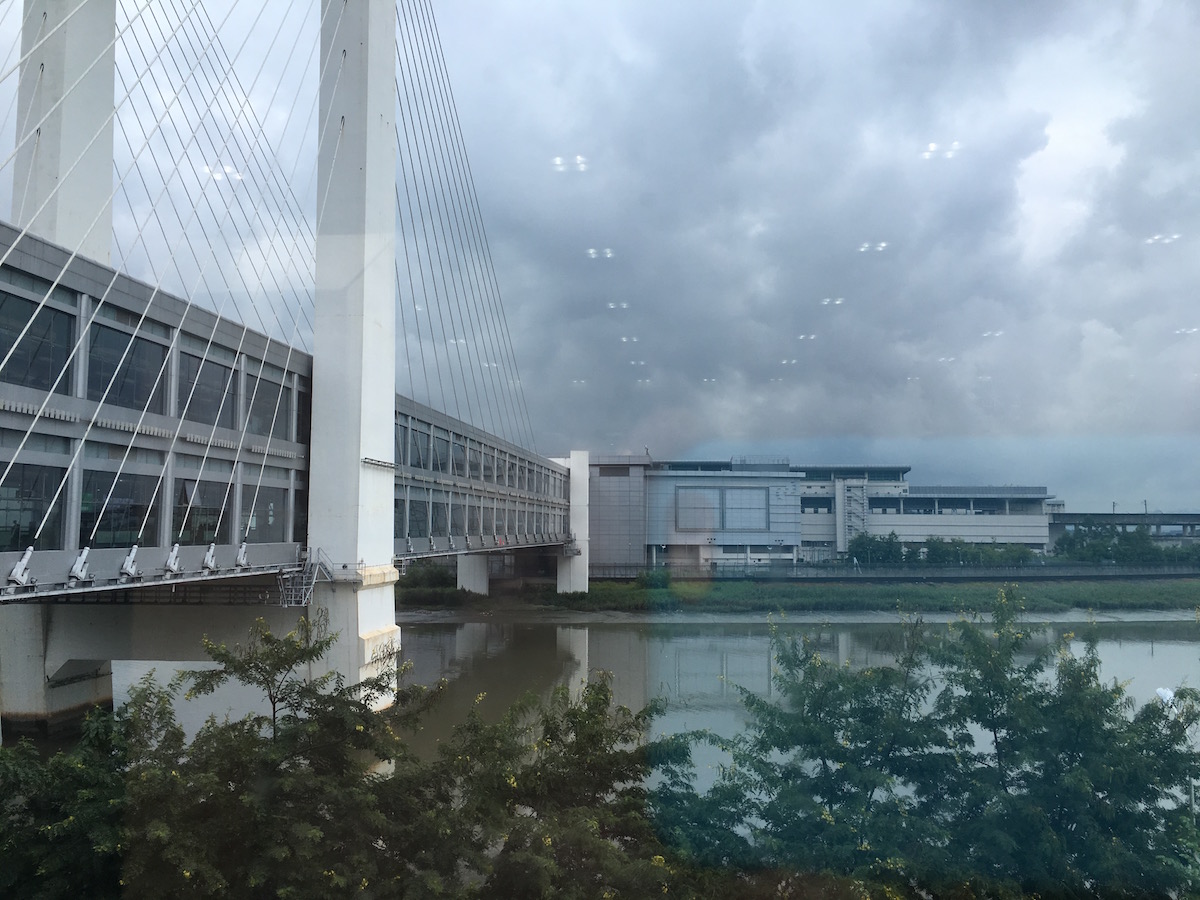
308 0 401 689
557 450 590 594
0 604 111 742
457 554 489 596
14 0 115 264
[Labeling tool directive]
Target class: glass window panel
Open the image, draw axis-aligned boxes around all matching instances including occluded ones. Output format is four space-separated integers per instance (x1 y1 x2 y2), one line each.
87 323 166 414
507 458 516 488
410 427 430 470
676 486 721 531
467 501 480 535
394 496 406 539
408 489 429 538
178 353 236 428
450 495 465 536
431 490 449 537
724 488 769 530
482 449 495 483
0 463 66 550
0 291 73 393
245 375 291 440
468 446 482 480
293 487 308 546
432 434 450 474
241 485 288 543
173 479 232 545
80 470 160 548
482 503 494 534
395 420 408 467
296 391 311 445
452 439 467 477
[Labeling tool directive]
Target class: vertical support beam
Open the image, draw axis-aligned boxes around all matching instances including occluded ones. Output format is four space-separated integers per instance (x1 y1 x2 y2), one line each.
557 450 589 593
13 0 115 264
310 0 400 682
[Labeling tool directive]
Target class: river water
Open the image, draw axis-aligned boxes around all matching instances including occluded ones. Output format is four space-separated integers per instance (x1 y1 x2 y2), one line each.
396 608 1200 768
107 607 1200 762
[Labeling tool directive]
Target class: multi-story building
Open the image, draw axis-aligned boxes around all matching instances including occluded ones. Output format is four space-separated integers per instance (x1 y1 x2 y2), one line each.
588 455 1051 574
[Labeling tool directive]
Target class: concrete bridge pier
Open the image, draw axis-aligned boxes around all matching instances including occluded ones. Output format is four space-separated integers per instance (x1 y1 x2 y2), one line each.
457 555 489 595
0 603 312 742
556 450 590 593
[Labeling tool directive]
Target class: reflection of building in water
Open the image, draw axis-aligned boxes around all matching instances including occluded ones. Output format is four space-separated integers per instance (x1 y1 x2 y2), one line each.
589 455 1052 572
398 617 1200 754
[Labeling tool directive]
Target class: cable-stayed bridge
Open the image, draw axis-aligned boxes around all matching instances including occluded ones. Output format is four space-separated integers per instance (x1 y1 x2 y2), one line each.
0 0 588 736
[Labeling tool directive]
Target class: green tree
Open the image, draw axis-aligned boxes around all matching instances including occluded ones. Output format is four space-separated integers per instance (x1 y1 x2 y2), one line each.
0 710 125 899
657 589 1200 898
846 531 904 566
117 615 431 898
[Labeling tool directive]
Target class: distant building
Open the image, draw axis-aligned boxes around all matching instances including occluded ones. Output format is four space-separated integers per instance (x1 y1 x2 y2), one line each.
587 455 1051 574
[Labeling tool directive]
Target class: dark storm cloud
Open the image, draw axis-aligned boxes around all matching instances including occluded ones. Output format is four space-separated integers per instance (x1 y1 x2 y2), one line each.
432 0 1200 509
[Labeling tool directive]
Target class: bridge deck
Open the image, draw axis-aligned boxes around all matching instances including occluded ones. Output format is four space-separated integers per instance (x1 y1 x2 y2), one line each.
1 229 571 602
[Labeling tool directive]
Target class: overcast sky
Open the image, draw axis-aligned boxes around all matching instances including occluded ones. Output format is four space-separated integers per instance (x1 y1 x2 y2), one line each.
2 1 1197 513
428 0 1200 512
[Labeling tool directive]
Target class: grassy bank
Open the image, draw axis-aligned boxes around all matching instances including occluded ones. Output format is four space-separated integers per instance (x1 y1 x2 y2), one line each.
525 577 1200 613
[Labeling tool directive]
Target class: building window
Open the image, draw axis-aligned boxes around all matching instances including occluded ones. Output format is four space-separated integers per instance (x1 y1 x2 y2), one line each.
410 426 430 470
0 291 73 393
676 486 720 531
173 479 232 545
598 466 630 477
245 374 292 440
80 470 160 548
469 445 482 480
431 490 449 537
724 488 769 530
452 439 467 477
450 495 465 536
432 431 451 474
0 463 66 550
88 323 167 414
394 496 406 539
408 489 429 538
178 353 236 428
241 485 288 543
395 420 408 467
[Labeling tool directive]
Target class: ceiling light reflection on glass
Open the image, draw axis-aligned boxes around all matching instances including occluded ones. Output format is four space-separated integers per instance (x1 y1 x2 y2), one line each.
552 154 588 172
606 302 629 310
858 242 888 252
922 140 961 159
202 163 242 182
820 297 844 306
1145 234 1182 244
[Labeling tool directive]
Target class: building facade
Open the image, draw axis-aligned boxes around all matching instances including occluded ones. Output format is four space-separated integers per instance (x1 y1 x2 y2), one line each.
588 455 1051 574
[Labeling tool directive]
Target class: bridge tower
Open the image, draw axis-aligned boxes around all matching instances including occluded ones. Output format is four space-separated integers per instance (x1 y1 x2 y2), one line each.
0 0 118 734
307 0 401 681
0 0 399 737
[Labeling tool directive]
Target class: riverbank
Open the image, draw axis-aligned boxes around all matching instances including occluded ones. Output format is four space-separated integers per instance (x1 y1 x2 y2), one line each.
397 576 1200 614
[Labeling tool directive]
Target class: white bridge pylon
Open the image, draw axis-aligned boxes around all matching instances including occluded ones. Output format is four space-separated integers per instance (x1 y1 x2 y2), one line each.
0 0 401 733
